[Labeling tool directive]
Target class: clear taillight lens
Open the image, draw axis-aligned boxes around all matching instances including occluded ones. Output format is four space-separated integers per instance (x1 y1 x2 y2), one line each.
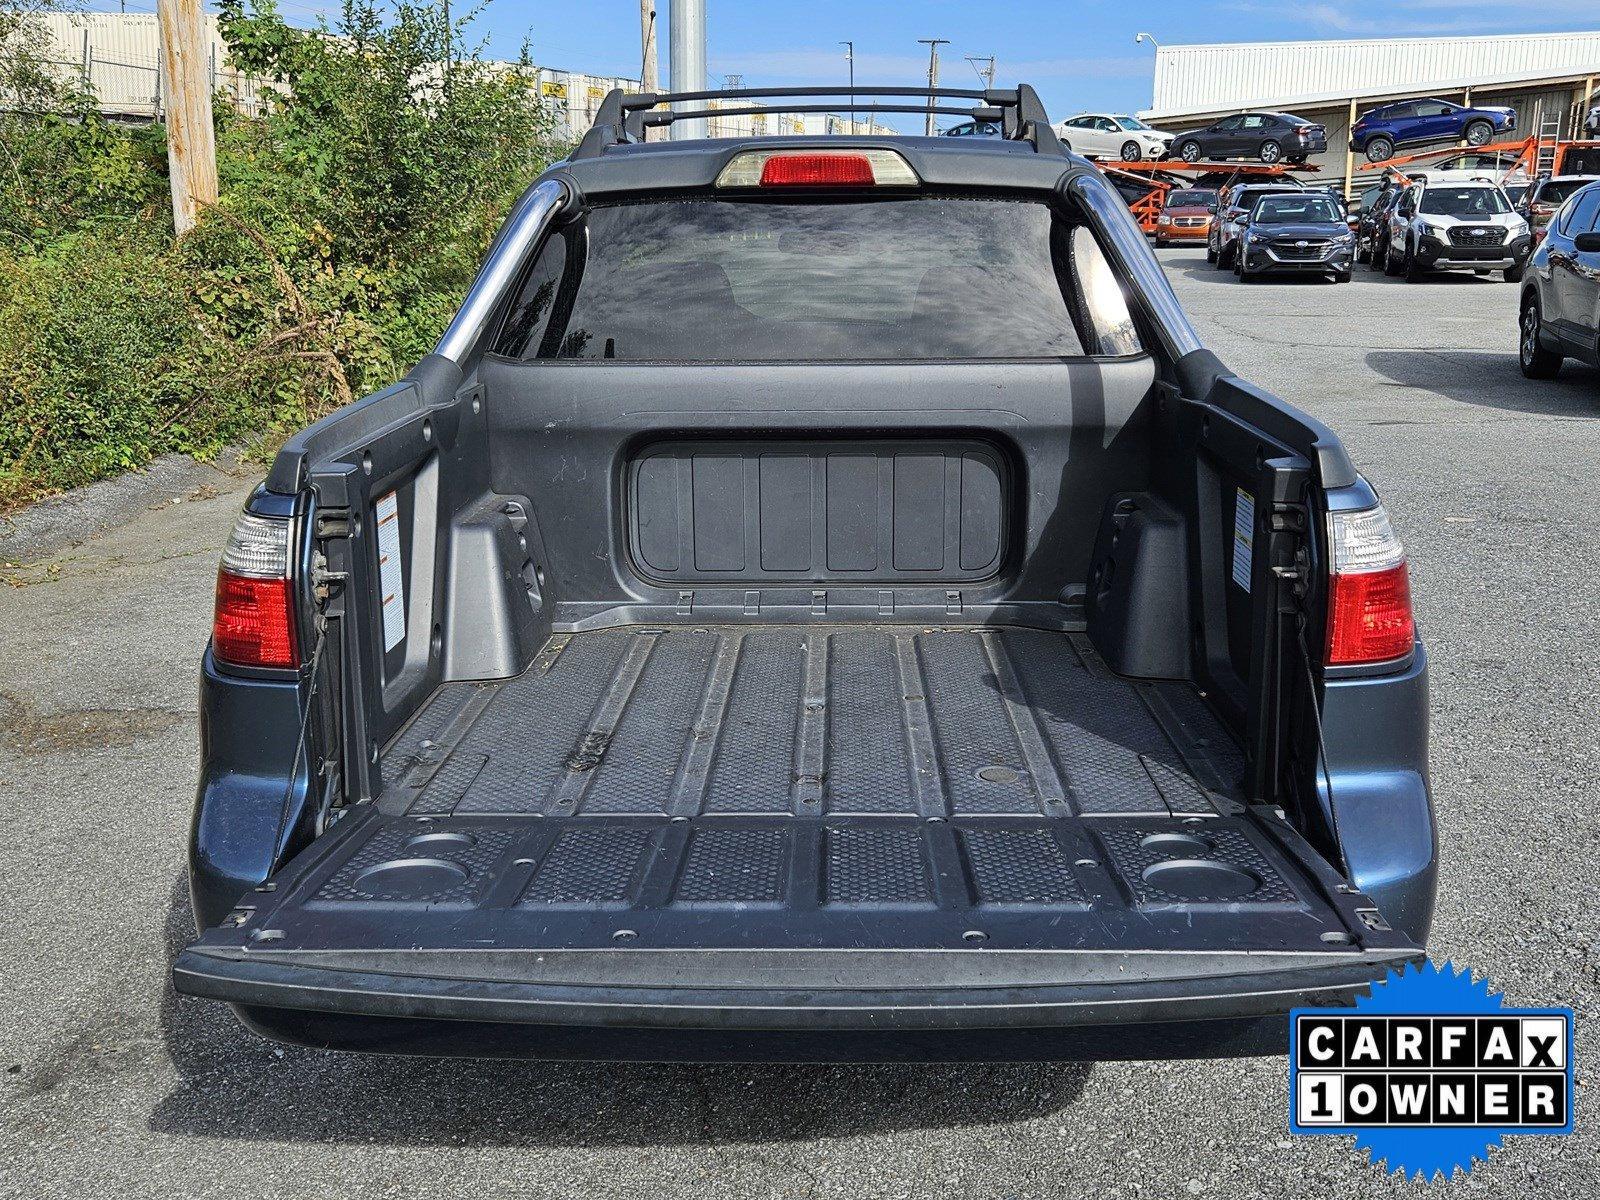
213 512 298 669
1325 505 1414 666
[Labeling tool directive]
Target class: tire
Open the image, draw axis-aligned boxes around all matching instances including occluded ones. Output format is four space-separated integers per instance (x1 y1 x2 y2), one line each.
1464 119 1494 147
1519 295 1563 379
1205 241 1217 264
1154 236 1168 248
1060 139 1073 155
1179 139 1201 163
1369 237 1387 271
1356 243 1372 265
1335 269 1352 283
1504 265 1525 283
1287 155 1308 165
1259 139 1283 164
1219 242 1236 270
1403 241 1424 282
1120 140 1141 162
1364 136 1394 163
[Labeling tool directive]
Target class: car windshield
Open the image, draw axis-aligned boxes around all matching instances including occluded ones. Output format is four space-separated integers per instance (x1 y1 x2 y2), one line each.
1537 179 1597 204
1167 189 1216 209
1418 187 1510 216
1114 116 1151 131
1252 196 1343 223
495 197 1115 362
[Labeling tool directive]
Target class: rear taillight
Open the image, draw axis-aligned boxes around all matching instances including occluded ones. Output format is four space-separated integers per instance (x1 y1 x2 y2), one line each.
1325 505 1414 666
212 511 299 669
716 148 919 188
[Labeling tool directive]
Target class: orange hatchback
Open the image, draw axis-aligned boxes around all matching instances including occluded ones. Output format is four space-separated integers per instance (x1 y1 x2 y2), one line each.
1154 187 1217 247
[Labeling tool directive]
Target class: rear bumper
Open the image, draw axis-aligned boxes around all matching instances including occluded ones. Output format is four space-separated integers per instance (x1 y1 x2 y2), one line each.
173 948 1419 1060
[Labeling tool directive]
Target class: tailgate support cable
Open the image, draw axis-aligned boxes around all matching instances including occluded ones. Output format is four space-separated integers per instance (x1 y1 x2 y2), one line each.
1292 606 1351 879
268 614 328 868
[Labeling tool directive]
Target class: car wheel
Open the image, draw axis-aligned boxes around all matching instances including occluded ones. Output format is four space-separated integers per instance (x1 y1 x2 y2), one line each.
1369 239 1387 271
1504 264 1525 283
1060 138 1073 155
1383 241 1403 276
1205 240 1217 263
1464 119 1494 147
1365 136 1394 163
1403 241 1424 281
1259 140 1282 164
1154 236 1167 248
1219 243 1236 270
1519 295 1563 378
1287 155 1308 165
1120 140 1141 162
1335 269 1352 283
1179 140 1201 163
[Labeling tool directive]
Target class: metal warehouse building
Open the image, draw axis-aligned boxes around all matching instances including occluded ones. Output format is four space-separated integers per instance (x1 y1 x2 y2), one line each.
1140 30 1600 190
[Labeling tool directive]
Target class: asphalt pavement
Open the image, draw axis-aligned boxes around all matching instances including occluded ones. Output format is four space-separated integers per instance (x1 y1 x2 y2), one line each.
1 248 1595 1199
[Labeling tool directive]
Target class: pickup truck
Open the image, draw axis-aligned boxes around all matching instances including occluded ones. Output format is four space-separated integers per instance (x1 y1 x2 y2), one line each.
174 85 1436 1062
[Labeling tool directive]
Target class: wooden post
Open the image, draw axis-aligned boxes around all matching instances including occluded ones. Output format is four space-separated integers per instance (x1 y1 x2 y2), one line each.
1344 97 1357 199
157 0 218 237
639 1 658 92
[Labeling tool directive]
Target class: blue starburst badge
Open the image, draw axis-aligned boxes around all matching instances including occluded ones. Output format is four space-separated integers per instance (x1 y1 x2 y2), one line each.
1289 960 1575 1181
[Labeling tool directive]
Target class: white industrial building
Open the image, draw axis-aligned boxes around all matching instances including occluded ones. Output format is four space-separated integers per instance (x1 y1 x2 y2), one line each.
22 13 891 140
1140 30 1600 188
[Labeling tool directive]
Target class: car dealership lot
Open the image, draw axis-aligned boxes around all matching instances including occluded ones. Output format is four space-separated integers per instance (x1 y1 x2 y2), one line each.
1 252 1596 1200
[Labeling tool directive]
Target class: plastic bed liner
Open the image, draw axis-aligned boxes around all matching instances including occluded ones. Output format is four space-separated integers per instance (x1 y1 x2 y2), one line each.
176 626 1417 1048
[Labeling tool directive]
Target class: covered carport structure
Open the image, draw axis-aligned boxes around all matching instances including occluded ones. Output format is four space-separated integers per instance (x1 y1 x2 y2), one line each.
1138 30 1600 195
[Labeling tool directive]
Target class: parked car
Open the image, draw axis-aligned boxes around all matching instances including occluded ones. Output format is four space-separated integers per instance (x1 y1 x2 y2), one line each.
1208 179 1305 268
1235 191 1355 282
943 119 1001 138
1364 186 1402 270
1054 112 1173 161
1519 174 1600 245
1519 179 1600 378
1173 112 1327 165
1353 182 1393 263
1383 180 1531 282
173 84 1433 1062
1153 186 1217 247
1350 98 1517 164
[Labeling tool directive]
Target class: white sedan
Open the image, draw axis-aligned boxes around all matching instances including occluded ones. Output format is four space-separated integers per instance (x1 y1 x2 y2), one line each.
1054 113 1174 161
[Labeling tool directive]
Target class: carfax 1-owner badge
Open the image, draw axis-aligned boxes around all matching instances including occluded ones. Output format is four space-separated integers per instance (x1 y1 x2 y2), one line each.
1290 960 1575 1180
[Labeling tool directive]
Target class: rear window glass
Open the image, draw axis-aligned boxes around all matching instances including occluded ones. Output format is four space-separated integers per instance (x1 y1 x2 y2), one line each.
493 196 1131 362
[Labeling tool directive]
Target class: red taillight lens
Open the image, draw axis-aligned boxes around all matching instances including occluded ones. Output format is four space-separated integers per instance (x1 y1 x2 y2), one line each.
759 152 875 187
1325 505 1415 666
213 571 299 668
1326 563 1413 665
212 510 298 669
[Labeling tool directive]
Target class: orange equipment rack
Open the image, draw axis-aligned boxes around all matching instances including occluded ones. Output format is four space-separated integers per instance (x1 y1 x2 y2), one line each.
1094 159 1322 235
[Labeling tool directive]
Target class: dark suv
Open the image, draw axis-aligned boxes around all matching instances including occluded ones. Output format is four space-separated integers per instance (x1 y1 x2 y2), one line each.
1519 179 1600 378
1209 179 1305 268
1235 192 1355 282
1351 98 1516 164
173 85 1433 1062
1174 112 1327 164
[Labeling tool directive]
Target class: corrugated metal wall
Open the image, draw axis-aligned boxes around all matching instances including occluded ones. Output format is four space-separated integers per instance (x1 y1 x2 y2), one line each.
1150 30 1600 118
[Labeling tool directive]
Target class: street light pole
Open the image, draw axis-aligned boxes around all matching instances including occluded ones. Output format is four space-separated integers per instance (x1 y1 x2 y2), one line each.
917 38 948 137
840 40 853 132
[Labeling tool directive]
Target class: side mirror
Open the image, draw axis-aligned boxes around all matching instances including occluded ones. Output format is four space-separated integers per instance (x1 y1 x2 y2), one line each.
1574 232 1600 252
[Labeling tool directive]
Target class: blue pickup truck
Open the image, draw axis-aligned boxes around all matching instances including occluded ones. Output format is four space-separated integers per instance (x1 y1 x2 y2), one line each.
174 85 1436 1063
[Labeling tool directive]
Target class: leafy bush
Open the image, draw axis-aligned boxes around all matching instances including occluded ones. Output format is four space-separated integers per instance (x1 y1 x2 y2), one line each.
0 0 562 510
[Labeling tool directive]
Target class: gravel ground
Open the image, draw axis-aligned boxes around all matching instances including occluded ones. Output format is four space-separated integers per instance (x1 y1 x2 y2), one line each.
1 248 1594 1199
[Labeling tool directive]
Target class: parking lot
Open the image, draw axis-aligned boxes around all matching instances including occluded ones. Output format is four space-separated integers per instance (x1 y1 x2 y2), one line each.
1 249 1595 1200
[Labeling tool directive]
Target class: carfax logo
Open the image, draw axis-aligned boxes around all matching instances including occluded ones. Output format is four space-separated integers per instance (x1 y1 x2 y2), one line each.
1289 960 1575 1180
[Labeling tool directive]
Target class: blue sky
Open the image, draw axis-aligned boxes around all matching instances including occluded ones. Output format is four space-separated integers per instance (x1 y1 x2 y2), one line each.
100 2 1600 118
468 0 1599 118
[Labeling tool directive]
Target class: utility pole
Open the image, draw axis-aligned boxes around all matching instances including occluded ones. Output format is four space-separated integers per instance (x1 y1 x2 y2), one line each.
917 38 947 137
157 0 217 238
669 0 706 139
966 55 995 90
839 41 854 132
638 1 658 92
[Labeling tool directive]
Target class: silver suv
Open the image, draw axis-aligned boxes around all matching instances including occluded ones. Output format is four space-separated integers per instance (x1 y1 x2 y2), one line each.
1383 180 1532 282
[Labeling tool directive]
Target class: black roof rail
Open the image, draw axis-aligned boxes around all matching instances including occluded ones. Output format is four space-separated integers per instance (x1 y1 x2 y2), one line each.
571 84 1061 160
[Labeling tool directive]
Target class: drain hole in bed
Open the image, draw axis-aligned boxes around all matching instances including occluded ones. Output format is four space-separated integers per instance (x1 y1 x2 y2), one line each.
1140 832 1213 855
404 831 477 852
353 857 469 899
1141 859 1259 899
976 766 1022 784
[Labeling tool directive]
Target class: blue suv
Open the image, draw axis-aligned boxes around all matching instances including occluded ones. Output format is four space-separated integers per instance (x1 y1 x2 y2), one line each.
1351 97 1517 164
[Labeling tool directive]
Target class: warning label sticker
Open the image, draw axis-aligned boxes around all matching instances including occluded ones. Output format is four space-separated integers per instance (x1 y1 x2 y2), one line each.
375 490 405 652
1232 488 1255 591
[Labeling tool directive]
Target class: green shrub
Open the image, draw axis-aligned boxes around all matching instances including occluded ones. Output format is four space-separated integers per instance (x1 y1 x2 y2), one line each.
0 0 563 510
